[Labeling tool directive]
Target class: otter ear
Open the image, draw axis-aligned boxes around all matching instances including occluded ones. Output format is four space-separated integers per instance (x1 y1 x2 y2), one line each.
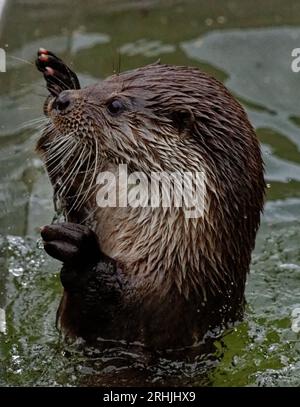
170 107 194 132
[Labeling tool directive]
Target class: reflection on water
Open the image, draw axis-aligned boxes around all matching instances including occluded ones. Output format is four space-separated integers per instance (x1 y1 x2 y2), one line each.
0 0 300 386
182 27 300 187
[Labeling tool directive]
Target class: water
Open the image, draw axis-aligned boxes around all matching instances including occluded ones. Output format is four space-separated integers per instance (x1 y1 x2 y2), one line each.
0 0 300 386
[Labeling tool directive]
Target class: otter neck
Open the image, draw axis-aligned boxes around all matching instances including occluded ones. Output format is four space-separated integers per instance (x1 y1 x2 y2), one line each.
81 162 218 300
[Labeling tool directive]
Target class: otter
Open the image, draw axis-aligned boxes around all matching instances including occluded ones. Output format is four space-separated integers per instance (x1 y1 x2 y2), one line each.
35 49 265 350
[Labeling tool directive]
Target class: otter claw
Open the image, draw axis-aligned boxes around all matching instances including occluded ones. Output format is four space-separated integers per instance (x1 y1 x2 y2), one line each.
36 48 81 96
41 222 100 265
43 240 79 263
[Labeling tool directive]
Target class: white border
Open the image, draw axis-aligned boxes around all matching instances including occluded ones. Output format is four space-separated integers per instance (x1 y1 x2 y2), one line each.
0 0 6 19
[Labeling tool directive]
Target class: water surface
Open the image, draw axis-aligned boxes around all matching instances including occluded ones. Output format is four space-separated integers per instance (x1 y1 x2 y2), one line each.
0 0 300 386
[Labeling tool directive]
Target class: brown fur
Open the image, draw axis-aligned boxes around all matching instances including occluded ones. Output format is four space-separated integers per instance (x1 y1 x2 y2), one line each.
37 63 265 348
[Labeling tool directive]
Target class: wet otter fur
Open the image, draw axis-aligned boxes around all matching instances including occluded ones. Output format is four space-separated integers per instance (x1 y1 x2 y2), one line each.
36 49 265 349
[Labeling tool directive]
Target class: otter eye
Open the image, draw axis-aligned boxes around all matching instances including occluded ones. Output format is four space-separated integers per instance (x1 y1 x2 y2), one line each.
107 99 124 115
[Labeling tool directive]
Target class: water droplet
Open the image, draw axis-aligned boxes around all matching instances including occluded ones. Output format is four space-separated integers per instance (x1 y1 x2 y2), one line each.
268 344 277 352
36 238 44 250
10 266 24 277
232 355 239 366
217 16 226 24
205 18 213 26
291 307 300 333
0 308 7 334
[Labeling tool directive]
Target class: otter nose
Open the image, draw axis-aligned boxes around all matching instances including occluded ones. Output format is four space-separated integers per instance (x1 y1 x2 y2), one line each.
53 90 71 112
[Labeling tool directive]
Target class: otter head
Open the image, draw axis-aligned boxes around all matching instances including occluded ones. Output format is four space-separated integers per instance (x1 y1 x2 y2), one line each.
38 64 203 179
36 51 265 317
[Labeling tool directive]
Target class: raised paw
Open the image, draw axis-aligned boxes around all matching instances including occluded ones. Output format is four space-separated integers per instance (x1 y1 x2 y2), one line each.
36 48 80 96
41 222 100 266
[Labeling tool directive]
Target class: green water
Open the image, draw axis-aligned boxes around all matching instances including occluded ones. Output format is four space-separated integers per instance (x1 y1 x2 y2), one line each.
0 0 300 386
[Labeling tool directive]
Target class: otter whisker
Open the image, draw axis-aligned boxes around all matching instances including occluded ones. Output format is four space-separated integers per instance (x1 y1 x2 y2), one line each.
46 141 78 178
18 116 48 132
57 146 87 200
46 138 67 157
61 153 88 215
77 173 107 225
46 130 71 150
72 145 98 219
70 147 93 212
39 123 57 139
47 141 75 166
77 165 98 175
45 134 73 157
45 129 76 157
83 138 99 208
32 122 50 132
8 55 34 66
30 116 46 122
78 199 99 225
44 134 77 178
46 144 76 178
46 134 75 159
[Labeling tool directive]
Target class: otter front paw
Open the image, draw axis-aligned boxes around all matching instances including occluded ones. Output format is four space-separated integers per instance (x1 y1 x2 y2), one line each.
36 48 80 95
41 222 100 266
